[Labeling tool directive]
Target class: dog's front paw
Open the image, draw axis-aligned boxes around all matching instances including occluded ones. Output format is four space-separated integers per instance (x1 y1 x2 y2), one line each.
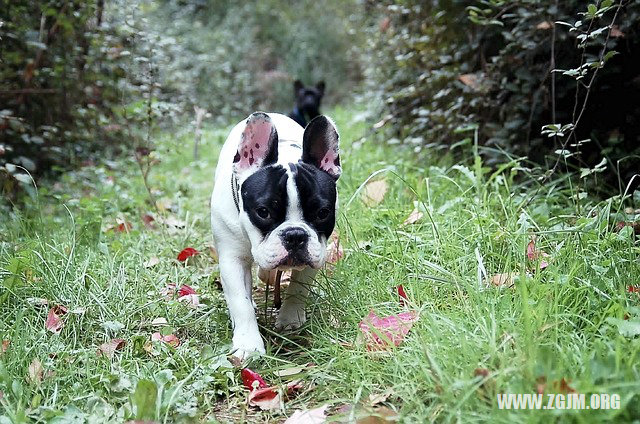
275 307 306 332
231 336 265 361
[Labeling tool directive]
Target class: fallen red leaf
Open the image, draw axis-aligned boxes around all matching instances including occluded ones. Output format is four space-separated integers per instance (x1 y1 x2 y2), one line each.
526 237 550 270
178 284 196 297
177 247 199 262
247 386 280 410
151 332 180 348
114 222 133 233
552 377 576 394
45 305 68 334
177 284 200 307
98 338 126 359
241 368 268 390
474 368 490 378
615 221 640 235
359 310 418 351
141 214 155 228
397 285 408 306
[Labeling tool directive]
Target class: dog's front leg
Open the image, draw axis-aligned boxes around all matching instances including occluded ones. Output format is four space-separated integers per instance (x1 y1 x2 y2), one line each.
219 255 265 358
275 268 316 331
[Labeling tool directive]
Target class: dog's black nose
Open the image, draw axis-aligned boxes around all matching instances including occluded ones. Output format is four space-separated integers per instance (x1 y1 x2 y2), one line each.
281 227 308 251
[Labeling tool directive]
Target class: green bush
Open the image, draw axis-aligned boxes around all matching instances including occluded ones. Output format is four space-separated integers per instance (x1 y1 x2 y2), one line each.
0 0 364 197
368 0 640 193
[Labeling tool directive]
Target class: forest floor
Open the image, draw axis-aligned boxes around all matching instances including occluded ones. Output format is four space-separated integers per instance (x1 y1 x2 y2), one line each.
1 106 639 423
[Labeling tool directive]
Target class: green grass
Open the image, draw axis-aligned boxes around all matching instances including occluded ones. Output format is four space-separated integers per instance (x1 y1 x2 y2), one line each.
1 106 639 423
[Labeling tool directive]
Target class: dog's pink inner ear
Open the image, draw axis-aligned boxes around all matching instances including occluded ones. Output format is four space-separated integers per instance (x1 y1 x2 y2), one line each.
318 149 341 177
234 113 278 173
302 116 341 179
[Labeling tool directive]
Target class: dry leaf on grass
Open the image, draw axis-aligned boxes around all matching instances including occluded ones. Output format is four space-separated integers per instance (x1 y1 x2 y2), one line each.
489 272 518 288
163 215 186 229
402 209 423 225
368 388 394 407
143 257 160 268
151 332 180 348
177 284 199 307
284 405 328 424
98 338 126 359
359 310 418 351
1 340 9 354
273 365 306 377
151 317 168 326
177 247 199 262
141 213 155 228
354 406 398 423
27 358 43 384
362 179 388 207
396 285 408 306
526 237 550 270
45 305 68 334
326 230 344 264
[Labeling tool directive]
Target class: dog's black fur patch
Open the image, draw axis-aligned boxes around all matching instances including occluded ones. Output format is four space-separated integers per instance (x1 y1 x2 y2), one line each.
289 80 325 128
241 165 289 237
291 161 337 240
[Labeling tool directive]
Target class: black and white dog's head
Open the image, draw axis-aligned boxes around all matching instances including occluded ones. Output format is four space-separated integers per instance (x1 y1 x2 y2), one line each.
233 112 340 270
289 80 325 128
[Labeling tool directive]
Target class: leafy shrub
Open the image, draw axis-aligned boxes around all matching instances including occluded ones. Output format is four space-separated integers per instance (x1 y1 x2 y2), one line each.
0 0 363 197
367 0 640 193
1 1 118 184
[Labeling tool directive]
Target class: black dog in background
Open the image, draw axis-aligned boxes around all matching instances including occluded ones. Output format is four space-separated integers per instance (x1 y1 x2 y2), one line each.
288 80 325 128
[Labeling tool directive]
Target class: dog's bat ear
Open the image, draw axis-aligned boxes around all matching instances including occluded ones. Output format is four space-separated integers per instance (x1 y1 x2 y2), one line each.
233 112 278 177
316 81 325 97
302 115 341 179
293 80 304 94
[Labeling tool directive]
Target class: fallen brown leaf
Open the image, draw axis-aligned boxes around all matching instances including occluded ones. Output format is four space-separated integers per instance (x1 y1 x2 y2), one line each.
362 179 388 207
552 377 576 394
536 21 553 30
285 404 328 424
27 358 43 384
1 340 9 354
402 209 423 225
98 338 126 359
489 272 518 288
458 73 480 91
355 406 398 423
143 257 160 268
368 388 394 407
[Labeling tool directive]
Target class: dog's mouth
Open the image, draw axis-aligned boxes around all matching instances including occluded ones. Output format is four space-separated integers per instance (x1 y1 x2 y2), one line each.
276 255 312 270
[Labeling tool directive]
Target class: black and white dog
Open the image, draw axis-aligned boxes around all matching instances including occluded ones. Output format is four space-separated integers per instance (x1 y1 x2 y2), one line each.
288 80 325 128
210 112 341 358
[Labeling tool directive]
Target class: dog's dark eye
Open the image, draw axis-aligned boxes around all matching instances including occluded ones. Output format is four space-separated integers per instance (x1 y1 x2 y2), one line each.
256 207 270 220
317 208 330 220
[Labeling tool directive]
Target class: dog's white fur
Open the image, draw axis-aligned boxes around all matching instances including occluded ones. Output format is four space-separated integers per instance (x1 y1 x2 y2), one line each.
210 113 332 358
